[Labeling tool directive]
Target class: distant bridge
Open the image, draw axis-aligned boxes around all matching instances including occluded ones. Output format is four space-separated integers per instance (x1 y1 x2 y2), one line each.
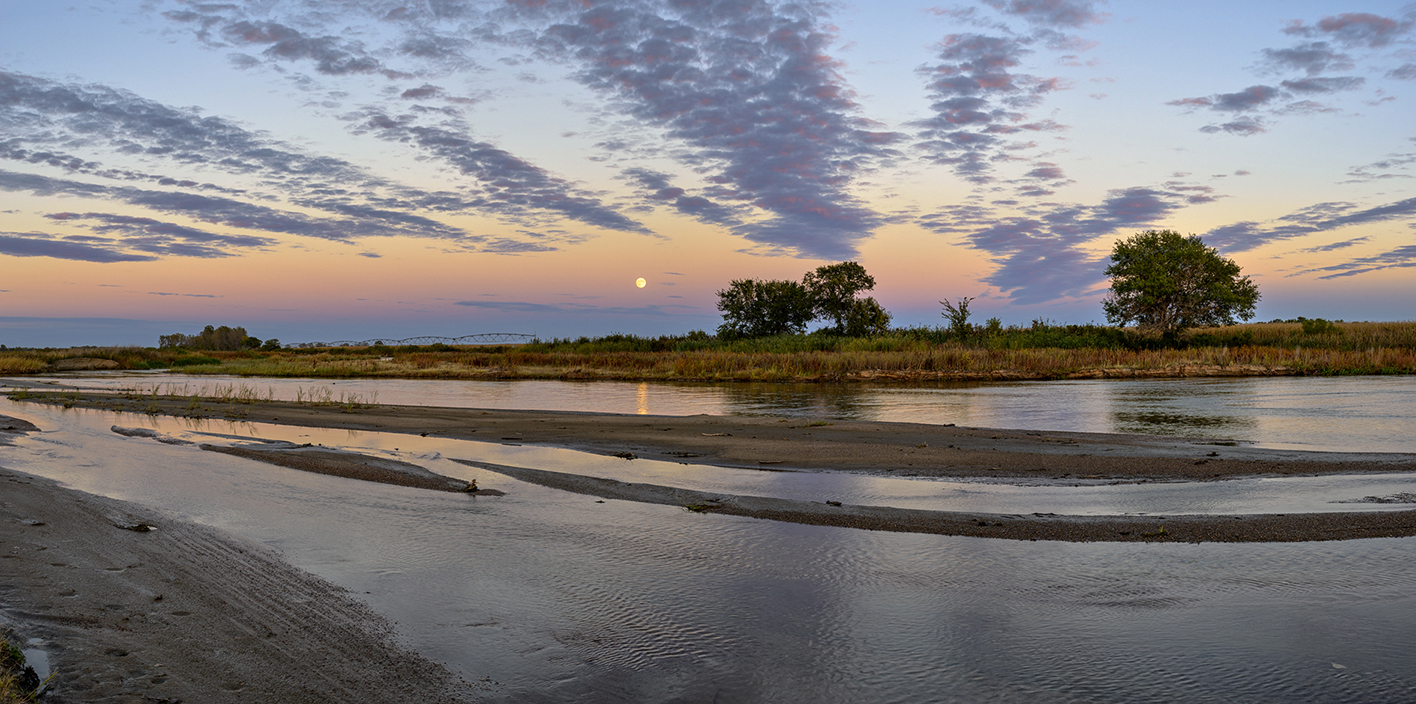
296 333 536 348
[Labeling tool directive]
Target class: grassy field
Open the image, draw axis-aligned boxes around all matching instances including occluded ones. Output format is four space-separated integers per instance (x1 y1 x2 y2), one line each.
3 320 1414 382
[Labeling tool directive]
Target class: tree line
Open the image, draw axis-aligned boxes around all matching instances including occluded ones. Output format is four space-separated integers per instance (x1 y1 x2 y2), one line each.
716 262 891 339
160 325 280 351
718 230 1260 341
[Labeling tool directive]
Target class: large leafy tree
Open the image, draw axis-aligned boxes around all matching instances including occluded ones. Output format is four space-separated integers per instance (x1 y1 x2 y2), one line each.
842 297 892 337
1102 230 1260 337
803 261 877 334
715 279 815 339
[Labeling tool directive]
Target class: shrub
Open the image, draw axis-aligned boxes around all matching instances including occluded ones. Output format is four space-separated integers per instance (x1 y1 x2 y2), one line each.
170 355 221 367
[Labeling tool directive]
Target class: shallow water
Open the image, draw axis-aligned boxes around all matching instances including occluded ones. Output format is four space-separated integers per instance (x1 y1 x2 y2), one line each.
3 398 1416 702
10 401 1415 517
9 372 1415 452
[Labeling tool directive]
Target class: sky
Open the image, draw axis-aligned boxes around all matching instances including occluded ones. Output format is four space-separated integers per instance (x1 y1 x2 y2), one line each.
1 0 1414 347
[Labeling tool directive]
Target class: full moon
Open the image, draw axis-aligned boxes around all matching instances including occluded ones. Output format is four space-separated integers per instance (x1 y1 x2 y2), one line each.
635 278 647 288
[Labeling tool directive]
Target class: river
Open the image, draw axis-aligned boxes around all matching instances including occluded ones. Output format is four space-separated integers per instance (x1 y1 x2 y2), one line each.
2 375 1415 701
8 372 1416 452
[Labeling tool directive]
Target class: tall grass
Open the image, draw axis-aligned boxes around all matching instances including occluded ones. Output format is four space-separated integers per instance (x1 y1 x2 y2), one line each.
5 321 1414 382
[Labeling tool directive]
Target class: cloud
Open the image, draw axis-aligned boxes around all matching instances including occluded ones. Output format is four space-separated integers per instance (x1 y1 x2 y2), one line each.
1344 152 1416 183
1282 12 1413 49
1 67 642 247
453 300 563 313
914 32 1068 183
1199 117 1268 136
221 20 405 77
1205 196 1416 252
1280 76 1364 94
514 0 900 258
347 108 650 235
0 232 158 262
1300 237 1368 253
49 212 276 248
1171 85 1282 112
1261 42 1354 76
1169 10 1413 136
622 167 741 226
919 185 1192 303
1388 64 1416 80
148 291 222 298
454 299 697 316
1301 244 1416 279
0 170 463 244
979 0 1107 28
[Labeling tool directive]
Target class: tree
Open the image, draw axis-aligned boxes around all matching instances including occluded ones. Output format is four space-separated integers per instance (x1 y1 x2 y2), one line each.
842 297 892 337
715 279 815 339
1102 230 1259 337
157 325 252 351
803 261 876 334
940 295 976 339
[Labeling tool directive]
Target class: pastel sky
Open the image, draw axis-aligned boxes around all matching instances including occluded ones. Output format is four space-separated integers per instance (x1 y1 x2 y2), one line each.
2 0 1414 347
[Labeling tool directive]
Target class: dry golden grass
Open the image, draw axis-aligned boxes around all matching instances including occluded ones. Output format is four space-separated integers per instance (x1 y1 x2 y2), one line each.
4 321 1413 382
0 356 46 374
155 342 1414 382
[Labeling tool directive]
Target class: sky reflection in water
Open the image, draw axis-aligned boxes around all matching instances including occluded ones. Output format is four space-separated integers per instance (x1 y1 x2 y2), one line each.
9 373 1416 452
2 381 1416 702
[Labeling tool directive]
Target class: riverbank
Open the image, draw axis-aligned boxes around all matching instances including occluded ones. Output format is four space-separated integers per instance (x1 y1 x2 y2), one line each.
0 468 478 702
5 319 1415 381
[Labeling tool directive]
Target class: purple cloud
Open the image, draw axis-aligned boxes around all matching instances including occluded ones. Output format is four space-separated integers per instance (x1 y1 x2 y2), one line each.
0 232 158 262
1199 117 1268 136
1301 244 1416 279
1 70 644 246
1283 12 1413 49
919 185 1191 303
1344 152 1416 183
454 299 698 317
514 0 900 258
35 211 271 259
1261 42 1354 76
222 20 404 77
1300 237 1369 253
980 0 1107 28
915 33 1067 183
348 109 649 234
1280 76 1365 94
1205 196 1416 252
622 167 741 226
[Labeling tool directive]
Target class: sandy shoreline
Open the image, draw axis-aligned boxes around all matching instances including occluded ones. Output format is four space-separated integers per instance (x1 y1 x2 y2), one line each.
0 468 478 702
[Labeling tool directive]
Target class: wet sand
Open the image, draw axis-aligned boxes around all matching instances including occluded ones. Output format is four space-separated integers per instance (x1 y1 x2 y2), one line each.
0 468 478 703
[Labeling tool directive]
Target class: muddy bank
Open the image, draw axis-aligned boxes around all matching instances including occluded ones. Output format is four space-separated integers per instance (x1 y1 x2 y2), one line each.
457 459 1416 543
0 468 479 703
